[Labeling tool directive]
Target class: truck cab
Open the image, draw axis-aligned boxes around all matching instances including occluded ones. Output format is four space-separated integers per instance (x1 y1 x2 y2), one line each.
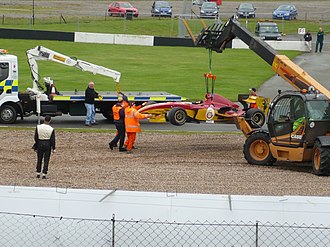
255 20 282 41
0 50 19 98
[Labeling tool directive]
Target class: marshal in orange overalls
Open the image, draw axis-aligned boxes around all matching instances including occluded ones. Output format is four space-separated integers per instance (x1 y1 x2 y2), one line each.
124 105 149 151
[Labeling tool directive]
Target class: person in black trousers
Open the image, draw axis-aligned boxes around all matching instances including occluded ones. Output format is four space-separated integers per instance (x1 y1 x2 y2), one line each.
33 115 56 179
109 95 127 152
315 27 324 53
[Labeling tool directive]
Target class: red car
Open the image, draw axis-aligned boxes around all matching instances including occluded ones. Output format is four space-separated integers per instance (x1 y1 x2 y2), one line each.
108 2 139 17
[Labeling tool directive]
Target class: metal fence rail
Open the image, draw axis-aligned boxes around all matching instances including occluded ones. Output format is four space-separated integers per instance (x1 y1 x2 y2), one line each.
0 211 330 247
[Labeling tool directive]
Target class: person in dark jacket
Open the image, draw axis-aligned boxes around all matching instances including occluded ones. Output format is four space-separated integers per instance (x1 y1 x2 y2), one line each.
315 27 324 53
84 81 100 126
109 95 128 152
304 30 312 52
33 115 56 179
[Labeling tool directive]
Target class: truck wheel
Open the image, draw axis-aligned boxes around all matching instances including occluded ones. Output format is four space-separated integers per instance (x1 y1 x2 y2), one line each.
245 108 265 128
167 107 187 126
102 111 114 122
243 132 276 166
312 141 330 176
0 105 17 124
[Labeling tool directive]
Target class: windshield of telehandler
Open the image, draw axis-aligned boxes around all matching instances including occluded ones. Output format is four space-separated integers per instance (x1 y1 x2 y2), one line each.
306 100 330 121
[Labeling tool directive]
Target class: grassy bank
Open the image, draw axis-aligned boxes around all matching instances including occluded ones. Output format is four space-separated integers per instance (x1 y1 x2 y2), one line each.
1 39 299 100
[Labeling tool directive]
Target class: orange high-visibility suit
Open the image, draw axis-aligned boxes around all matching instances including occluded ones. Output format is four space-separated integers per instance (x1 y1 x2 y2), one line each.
124 106 149 151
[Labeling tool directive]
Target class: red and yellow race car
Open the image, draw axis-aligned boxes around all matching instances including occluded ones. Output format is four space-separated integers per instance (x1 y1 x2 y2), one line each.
138 73 269 128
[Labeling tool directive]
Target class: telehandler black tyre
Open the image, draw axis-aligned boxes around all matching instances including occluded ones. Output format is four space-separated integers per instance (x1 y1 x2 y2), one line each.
243 132 276 166
0 105 17 124
312 141 330 176
245 108 266 128
167 107 187 126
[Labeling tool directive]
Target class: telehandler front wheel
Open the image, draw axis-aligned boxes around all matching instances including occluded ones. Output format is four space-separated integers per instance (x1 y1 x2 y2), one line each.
312 141 330 176
243 132 276 166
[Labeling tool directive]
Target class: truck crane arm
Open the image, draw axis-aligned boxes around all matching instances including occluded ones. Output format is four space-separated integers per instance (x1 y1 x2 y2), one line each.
26 45 121 93
195 17 330 99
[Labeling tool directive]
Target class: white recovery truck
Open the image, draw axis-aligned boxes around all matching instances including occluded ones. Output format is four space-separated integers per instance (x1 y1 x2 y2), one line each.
0 46 184 123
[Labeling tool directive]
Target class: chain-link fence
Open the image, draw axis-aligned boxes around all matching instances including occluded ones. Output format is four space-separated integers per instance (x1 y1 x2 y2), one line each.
0 211 329 247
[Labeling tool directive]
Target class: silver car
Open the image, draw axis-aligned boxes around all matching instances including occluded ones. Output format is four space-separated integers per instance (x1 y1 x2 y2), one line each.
200 2 218 19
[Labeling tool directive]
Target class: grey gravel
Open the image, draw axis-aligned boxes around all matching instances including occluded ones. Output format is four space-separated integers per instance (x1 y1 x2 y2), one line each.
1 129 329 196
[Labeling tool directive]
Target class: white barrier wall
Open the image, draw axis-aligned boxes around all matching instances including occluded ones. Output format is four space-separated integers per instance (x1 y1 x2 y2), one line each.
1 186 330 225
232 38 309 52
75 32 154 46
114 34 154 46
74 32 308 51
74 32 115 44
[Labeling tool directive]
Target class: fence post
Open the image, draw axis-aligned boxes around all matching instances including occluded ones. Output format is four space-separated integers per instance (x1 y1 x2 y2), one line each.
255 221 258 247
112 214 115 247
2 15 4 25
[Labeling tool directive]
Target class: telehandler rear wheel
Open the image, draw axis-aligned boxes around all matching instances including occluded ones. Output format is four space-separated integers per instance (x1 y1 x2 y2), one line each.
312 141 330 176
243 132 276 166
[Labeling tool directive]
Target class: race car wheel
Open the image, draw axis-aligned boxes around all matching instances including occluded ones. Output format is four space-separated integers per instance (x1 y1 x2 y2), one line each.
167 107 187 126
245 108 265 128
312 141 330 176
0 105 17 124
243 132 276 166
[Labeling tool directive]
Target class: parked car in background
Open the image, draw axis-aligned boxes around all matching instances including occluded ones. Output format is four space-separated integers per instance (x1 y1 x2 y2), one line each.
236 2 256 18
108 2 139 17
255 20 282 40
272 4 297 20
151 1 172 17
200 2 219 19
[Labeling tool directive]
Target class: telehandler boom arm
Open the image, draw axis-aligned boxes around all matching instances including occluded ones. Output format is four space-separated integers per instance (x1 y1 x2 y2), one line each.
26 46 121 93
195 17 330 99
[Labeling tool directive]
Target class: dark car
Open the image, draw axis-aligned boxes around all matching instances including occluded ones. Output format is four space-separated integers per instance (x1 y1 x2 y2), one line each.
151 1 172 17
108 1 139 17
236 3 256 18
200 2 218 19
255 21 282 40
272 4 297 20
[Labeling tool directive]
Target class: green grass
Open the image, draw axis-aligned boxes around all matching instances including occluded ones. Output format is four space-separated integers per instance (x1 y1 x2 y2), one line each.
1 38 299 101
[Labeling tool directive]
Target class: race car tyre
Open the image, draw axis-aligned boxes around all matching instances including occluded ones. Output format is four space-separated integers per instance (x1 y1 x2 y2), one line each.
243 132 276 166
312 141 330 176
245 108 265 128
0 105 17 124
167 107 187 126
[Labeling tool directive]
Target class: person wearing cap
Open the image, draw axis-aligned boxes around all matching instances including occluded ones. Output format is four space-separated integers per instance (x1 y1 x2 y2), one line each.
84 81 100 127
33 115 56 179
109 95 128 152
249 88 258 108
124 100 151 153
